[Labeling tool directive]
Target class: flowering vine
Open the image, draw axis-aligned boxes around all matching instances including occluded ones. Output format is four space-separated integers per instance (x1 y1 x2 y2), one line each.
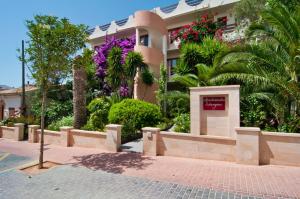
171 14 226 46
93 35 136 96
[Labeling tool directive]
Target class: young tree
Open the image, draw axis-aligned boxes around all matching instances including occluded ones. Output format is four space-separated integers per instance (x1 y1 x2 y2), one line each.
25 15 87 168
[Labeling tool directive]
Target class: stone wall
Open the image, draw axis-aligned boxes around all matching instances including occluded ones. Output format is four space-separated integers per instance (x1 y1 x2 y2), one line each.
260 132 300 166
143 127 300 167
28 124 122 152
158 131 236 162
0 123 24 141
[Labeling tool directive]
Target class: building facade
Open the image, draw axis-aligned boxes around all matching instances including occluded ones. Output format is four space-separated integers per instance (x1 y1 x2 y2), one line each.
88 0 241 102
0 86 36 120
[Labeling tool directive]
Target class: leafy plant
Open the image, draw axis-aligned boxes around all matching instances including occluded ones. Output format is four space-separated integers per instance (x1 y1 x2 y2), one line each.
85 98 111 131
156 117 174 131
48 116 74 131
213 3 300 125
173 37 228 87
174 113 190 133
108 99 162 143
165 91 190 118
241 96 267 127
157 64 168 115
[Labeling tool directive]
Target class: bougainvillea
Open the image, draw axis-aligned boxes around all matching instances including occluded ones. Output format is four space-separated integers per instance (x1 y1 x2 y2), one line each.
93 35 136 96
93 35 135 78
171 14 226 46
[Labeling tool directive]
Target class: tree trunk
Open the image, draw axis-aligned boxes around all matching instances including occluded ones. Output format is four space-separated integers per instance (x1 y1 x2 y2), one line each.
38 89 46 169
73 65 87 129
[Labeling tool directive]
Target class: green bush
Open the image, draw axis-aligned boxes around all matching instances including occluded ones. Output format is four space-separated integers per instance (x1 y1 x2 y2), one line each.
48 116 73 131
108 99 162 143
165 91 190 118
174 113 190 133
156 118 174 131
241 96 267 128
84 98 111 131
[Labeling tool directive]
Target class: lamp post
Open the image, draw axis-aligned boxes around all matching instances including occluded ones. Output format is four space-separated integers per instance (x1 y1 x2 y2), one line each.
21 40 26 116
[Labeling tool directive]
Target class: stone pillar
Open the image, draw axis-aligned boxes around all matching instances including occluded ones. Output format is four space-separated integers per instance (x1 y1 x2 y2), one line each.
14 123 25 141
236 127 261 165
105 124 122 152
142 127 160 156
135 28 140 46
60 127 73 147
28 125 40 143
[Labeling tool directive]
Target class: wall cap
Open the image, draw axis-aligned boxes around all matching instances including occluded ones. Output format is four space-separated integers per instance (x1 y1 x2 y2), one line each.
71 129 106 136
262 131 300 138
1 126 15 130
59 126 73 131
236 127 260 135
190 85 240 91
28 125 40 128
160 131 236 142
106 124 122 129
14 123 25 127
142 127 160 132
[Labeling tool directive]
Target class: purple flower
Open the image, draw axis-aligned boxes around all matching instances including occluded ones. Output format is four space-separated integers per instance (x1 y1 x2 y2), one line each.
119 84 129 97
93 35 136 92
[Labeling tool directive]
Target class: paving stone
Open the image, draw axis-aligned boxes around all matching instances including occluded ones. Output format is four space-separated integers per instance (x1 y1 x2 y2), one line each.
0 165 264 199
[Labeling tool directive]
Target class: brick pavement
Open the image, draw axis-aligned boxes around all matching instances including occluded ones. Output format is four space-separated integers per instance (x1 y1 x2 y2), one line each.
0 138 300 198
1 165 262 199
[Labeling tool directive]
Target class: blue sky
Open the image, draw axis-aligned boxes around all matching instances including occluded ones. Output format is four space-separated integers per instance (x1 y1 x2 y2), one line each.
0 0 177 88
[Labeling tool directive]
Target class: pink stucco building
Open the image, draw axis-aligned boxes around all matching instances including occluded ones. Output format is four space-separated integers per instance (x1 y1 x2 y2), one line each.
88 0 242 102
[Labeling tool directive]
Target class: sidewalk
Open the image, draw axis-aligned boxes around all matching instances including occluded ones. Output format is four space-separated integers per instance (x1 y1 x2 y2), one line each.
1 138 300 198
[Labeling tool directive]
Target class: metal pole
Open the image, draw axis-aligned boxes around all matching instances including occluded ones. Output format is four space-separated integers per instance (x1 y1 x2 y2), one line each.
21 40 26 116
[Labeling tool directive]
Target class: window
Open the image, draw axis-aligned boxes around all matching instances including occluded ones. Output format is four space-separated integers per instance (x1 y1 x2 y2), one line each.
8 107 15 117
140 35 149 47
167 58 178 77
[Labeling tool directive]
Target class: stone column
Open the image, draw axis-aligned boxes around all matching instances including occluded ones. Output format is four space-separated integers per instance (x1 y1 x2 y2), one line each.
236 127 261 165
28 125 40 143
60 127 73 147
142 127 160 156
135 28 140 46
105 124 122 152
14 123 25 141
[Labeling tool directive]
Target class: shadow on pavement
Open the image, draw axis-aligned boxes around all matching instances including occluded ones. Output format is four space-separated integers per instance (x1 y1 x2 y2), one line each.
70 152 155 174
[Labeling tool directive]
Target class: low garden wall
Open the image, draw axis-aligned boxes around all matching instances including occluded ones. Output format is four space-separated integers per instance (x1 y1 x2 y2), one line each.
158 131 236 162
0 123 25 141
260 131 300 166
70 129 107 149
28 124 122 152
143 127 300 167
37 129 61 145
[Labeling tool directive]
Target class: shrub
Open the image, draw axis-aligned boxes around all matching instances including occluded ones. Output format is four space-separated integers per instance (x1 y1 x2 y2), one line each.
156 118 174 131
85 98 111 131
31 99 73 126
48 116 74 131
81 120 96 131
241 96 267 128
165 91 190 118
174 113 190 133
108 99 162 143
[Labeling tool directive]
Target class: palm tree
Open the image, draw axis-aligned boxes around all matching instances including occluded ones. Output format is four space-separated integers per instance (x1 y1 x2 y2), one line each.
212 2 300 123
173 64 216 87
172 37 228 87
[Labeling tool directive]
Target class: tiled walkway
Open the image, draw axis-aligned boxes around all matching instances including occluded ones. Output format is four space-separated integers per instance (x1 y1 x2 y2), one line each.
0 138 300 198
0 165 260 199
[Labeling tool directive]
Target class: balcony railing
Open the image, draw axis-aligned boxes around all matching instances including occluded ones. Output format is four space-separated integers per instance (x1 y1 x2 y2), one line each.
160 3 179 14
